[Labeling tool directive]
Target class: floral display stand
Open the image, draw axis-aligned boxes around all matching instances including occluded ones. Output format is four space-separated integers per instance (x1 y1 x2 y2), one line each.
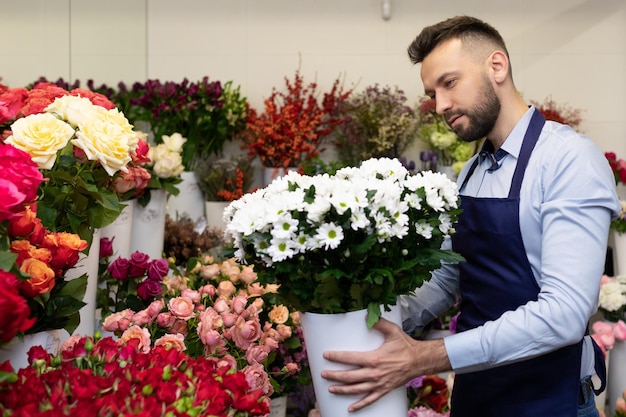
300 305 408 417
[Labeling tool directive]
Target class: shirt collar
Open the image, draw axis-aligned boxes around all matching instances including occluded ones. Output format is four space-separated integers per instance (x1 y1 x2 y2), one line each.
478 106 537 165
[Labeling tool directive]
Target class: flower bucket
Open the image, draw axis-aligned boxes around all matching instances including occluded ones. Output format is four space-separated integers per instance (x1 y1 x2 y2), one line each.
131 189 167 260
299 304 408 417
263 167 298 187
269 396 288 417
166 171 205 222
612 230 626 275
0 329 63 371
65 228 101 337
100 199 135 259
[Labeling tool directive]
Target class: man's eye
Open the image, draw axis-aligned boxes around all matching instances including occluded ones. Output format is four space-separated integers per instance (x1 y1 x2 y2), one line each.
445 79 456 88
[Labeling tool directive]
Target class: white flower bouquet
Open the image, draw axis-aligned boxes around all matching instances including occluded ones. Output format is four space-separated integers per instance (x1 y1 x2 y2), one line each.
224 158 464 327
599 274 626 322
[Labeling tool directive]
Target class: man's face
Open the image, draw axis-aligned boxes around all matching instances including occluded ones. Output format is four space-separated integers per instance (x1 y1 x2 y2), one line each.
421 38 500 142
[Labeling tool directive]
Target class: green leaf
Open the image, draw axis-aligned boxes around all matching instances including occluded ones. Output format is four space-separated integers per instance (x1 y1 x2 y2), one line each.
366 302 382 329
0 251 18 272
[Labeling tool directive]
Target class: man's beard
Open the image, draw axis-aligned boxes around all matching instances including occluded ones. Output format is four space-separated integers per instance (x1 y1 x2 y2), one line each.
445 76 500 143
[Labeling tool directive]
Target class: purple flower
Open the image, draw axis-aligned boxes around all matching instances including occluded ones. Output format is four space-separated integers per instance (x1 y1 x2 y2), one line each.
107 257 130 281
147 258 169 281
128 251 151 278
137 278 162 301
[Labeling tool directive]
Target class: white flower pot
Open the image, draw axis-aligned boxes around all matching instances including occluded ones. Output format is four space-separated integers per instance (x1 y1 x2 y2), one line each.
0 329 63 371
612 230 626 275
166 171 205 222
131 189 167 260
100 199 135 259
608 340 626 415
299 304 408 417
269 395 288 417
205 201 230 230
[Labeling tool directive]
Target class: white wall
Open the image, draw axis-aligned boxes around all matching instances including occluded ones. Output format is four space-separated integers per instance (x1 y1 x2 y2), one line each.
1 0 625 157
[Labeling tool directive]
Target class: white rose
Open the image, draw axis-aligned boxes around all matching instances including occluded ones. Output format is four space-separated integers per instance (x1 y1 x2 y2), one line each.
161 132 187 153
6 113 75 169
153 152 184 178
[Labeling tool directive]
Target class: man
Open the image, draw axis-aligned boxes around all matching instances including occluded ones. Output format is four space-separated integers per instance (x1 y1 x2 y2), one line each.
320 16 620 417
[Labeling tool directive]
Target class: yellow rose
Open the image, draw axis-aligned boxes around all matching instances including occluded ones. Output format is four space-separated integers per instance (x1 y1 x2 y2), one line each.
45 95 98 127
6 113 75 169
72 107 134 176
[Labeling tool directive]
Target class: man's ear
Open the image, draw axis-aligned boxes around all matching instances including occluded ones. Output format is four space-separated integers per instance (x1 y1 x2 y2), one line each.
488 50 509 84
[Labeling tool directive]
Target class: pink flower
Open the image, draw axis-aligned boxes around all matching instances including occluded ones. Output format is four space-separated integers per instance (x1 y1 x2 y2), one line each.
119 325 151 353
128 251 150 278
147 258 169 281
154 333 186 352
168 296 195 320
239 265 257 285
132 309 153 326
156 312 175 328
614 320 626 342
245 345 270 365
217 280 236 297
146 299 165 318
181 288 201 303
230 316 262 350
200 263 220 279
243 363 273 396
102 309 134 333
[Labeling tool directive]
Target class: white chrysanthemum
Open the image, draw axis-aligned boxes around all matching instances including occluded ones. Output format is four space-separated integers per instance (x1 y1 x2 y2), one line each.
350 208 370 231
268 236 297 262
372 211 393 241
315 222 344 250
271 213 299 239
416 221 434 239
438 213 453 234
599 281 626 311
306 195 332 223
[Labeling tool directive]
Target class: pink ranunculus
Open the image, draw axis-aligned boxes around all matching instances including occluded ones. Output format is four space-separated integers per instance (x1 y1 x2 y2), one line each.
128 251 151 278
168 296 195 320
147 258 169 281
119 325 152 353
230 316 262 350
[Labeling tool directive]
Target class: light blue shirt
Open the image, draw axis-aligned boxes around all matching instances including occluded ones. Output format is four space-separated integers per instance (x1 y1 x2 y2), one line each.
401 107 621 376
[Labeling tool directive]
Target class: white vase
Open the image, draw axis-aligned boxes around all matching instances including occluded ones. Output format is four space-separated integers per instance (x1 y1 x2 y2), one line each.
269 395 288 417
100 199 135 259
263 167 298 186
0 329 63 371
299 304 408 417
608 340 626 415
205 201 230 230
166 171 205 221
131 189 167 260
64 227 101 337
612 230 626 275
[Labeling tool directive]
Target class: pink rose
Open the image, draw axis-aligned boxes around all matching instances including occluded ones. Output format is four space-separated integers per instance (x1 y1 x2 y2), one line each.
146 299 165 318
198 284 216 297
614 320 626 342
119 325 152 353
239 265 257 285
128 251 150 278
199 308 223 330
276 323 292 340
222 312 238 328
156 312 175 328
231 295 250 315
213 297 230 314
154 333 186 352
132 309 153 326
200 264 220 279
0 143 44 221
243 363 273 396
197 326 225 351
230 316 262 350
217 281 236 298
245 344 270 365
102 309 134 333
181 288 201 304
170 318 189 336
168 296 195 320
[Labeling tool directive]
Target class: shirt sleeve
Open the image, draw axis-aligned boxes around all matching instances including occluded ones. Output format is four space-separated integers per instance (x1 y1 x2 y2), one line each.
445 124 621 374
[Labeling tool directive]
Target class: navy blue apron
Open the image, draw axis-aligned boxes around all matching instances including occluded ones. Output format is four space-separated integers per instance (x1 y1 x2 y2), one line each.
449 110 604 416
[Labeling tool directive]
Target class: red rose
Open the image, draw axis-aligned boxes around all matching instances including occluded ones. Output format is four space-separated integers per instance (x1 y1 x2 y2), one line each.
137 278 162 301
0 87 28 124
7 206 39 238
0 270 35 343
70 88 115 110
0 143 44 221
132 139 151 164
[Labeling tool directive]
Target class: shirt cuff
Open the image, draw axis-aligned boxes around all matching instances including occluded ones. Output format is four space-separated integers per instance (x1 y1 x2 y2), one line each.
444 328 490 374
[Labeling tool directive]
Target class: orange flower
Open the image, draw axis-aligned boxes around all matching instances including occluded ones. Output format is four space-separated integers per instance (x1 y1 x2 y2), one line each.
19 258 56 297
41 232 88 273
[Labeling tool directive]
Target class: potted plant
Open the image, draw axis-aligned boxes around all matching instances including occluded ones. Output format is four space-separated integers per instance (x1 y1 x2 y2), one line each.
195 156 255 229
332 84 419 167
222 157 464 417
240 70 351 184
